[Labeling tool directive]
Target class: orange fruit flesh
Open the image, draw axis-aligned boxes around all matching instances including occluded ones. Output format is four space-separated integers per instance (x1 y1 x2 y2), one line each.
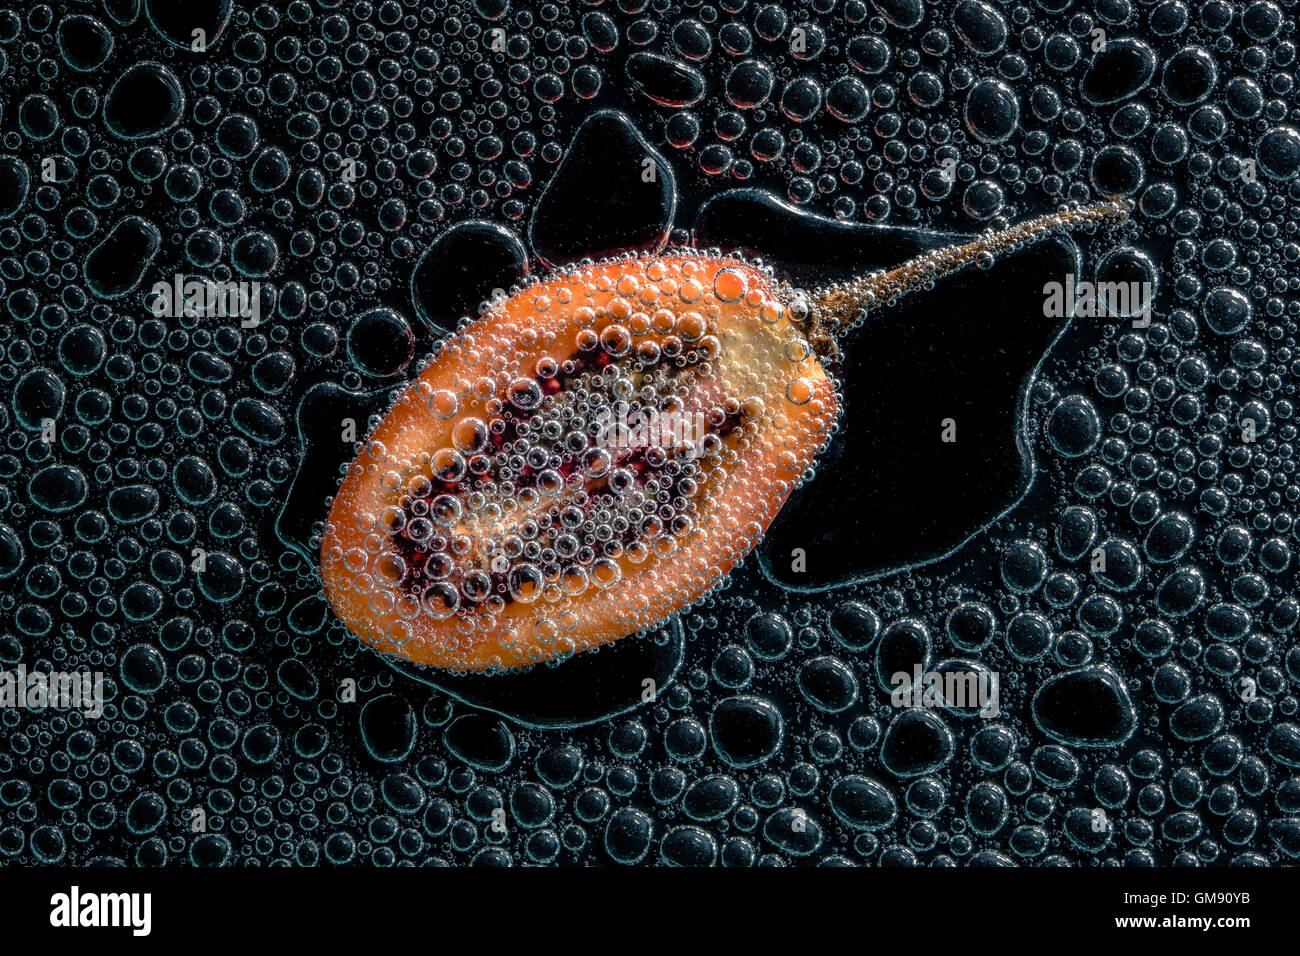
320 253 838 671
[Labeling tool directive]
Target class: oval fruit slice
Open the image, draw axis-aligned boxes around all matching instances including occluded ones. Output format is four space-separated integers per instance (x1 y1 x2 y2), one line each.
320 253 838 671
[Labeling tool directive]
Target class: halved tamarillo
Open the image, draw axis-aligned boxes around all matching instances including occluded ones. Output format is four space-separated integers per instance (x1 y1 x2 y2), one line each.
321 201 1129 672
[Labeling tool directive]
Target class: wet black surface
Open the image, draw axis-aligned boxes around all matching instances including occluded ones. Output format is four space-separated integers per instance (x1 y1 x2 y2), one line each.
4 0 1299 870
528 110 675 265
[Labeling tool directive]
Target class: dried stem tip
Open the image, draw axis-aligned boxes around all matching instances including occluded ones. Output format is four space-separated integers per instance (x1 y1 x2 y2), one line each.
798 200 1130 355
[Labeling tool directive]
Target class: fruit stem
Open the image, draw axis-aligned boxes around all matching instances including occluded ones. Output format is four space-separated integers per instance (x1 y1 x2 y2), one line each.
798 200 1131 357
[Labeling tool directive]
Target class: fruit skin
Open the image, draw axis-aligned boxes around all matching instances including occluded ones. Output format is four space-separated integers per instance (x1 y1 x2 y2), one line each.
320 252 838 672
